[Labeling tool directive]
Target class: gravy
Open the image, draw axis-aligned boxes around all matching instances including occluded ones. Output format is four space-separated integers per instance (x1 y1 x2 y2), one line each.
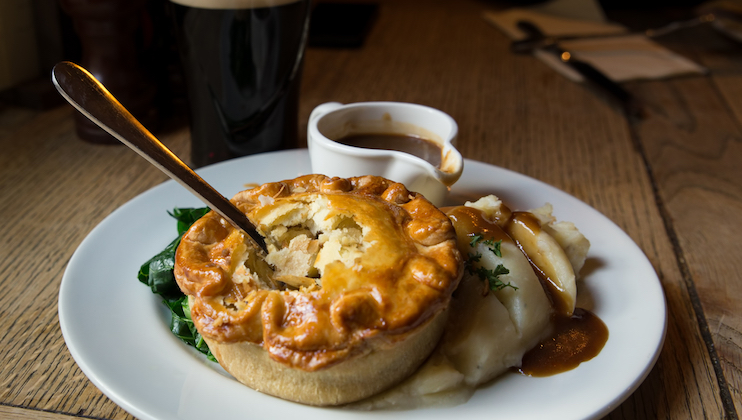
517 308 608 376
335 133 442 168
445 205 609 377
507 211 572 316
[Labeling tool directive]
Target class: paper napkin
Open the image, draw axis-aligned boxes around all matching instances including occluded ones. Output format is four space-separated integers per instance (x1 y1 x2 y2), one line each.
484 0 707 82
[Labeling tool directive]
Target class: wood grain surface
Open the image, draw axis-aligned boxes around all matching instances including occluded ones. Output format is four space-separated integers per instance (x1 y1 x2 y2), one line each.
0 0 739 418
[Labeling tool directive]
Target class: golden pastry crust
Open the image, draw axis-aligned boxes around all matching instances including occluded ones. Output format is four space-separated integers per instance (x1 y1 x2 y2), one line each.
174 174 463 404
201 301 449 406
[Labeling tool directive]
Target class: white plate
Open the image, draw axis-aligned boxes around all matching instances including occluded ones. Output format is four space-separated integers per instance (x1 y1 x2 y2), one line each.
59 149 666 420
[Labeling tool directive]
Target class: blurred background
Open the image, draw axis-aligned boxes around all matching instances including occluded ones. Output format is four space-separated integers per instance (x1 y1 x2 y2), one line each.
0 0 717 113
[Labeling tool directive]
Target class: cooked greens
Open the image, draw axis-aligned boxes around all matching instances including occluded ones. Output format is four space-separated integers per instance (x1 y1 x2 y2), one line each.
137 207 216 361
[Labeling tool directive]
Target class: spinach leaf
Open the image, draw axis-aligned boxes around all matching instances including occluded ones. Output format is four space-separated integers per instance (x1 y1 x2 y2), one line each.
164 295 217 362
169 207 211 236
138 236 181 299
138 207 216 361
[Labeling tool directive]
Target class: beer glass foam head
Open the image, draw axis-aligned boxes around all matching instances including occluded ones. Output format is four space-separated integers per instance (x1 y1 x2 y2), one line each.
307 102 464 207
170 0 301 9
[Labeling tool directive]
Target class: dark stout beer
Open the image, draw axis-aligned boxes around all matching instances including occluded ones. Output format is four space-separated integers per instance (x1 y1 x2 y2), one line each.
170 0 310 167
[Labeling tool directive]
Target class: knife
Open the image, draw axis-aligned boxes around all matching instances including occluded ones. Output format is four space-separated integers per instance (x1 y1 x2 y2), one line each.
510 13 717 54
515 20 644 119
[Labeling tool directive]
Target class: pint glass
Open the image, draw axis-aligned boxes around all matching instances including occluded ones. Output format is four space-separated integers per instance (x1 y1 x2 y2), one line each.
170 0 311 167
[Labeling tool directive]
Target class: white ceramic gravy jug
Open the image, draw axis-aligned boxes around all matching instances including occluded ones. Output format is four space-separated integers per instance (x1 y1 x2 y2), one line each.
307 101 463 206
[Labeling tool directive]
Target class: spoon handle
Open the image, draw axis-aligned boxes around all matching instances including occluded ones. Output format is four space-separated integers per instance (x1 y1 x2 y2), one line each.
51 61 268 253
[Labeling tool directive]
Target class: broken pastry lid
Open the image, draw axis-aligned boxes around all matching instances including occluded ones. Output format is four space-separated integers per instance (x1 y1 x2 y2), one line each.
253 194 370 290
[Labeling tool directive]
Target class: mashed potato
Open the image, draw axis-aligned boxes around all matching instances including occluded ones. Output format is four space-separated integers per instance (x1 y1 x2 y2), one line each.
354 195 590 409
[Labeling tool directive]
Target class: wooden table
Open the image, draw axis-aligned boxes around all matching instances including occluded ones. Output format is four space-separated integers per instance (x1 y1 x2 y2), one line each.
1 0 740 418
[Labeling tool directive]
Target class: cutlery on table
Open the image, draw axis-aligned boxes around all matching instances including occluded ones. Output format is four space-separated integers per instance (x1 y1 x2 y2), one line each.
514 20 644 119
510 13 717 54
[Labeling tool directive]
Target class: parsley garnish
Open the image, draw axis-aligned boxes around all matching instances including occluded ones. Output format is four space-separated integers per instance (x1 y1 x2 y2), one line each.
467 234 517 292
473 264 514 291
467 252 482 264
470 234 503 257
469 234 485 248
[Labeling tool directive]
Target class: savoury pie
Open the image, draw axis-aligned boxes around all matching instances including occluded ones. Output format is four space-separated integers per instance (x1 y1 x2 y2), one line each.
174 174 463 405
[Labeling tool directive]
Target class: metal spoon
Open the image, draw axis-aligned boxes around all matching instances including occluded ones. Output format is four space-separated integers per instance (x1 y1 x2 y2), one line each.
51 61 268 254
